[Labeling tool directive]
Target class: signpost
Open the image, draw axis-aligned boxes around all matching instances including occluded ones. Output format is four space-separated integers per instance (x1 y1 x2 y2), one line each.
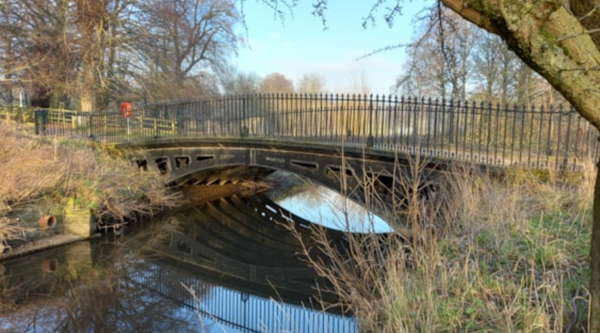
120 101 132 136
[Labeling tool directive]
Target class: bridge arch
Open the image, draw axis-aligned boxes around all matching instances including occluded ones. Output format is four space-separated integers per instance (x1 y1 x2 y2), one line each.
118 138 439 226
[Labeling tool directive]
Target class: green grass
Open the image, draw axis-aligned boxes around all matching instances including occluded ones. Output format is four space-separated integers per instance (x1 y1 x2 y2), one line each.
286 156 595 332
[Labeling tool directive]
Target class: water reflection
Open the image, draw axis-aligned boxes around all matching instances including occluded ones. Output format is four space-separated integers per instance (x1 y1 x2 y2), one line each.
273 185 393 233
0 241 199 333
0 195 355 333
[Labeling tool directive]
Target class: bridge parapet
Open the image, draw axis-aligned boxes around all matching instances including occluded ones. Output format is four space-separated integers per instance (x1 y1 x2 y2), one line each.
33 94 600 171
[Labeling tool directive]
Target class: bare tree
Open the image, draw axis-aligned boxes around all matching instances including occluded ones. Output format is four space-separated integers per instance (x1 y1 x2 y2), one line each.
395 6 476 101
135 0 239 100
0 0 240 109
0 0 77 108
222 70 263 95
260 72 294 94
0 0 138 110
296 73 327 94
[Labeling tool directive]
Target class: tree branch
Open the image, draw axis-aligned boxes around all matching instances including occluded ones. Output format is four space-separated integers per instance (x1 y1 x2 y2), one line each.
556 28 600 43
439 0 499 34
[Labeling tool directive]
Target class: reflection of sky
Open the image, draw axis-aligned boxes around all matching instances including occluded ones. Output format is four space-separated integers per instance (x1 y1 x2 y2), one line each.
195 287 355 333
126 261 356 333
0 241 355 333
277 186 393 233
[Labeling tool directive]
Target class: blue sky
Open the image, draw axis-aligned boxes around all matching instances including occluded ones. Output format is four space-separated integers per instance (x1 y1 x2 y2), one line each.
235 0 434 95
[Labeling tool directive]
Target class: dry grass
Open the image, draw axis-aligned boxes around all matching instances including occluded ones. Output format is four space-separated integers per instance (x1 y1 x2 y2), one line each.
286 154 595 332
0 124 184 245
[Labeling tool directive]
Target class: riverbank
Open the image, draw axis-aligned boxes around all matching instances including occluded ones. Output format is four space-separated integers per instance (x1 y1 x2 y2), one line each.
0 124 185 257
289 159 595 332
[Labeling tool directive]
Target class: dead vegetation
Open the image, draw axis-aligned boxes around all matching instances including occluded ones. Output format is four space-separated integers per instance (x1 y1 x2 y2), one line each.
286 154 594 332
0 124 184 247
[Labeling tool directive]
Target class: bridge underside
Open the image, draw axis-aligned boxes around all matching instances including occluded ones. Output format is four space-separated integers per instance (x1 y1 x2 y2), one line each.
152 194 350 307
118 138 455 228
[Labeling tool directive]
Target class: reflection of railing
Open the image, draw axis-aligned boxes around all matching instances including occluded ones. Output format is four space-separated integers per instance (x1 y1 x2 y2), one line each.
129 195 354 332
33 94 600 171
0 237 353 332
125 258 355 333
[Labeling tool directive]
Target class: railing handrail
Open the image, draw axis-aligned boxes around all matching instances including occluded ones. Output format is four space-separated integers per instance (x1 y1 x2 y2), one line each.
30 94 600 172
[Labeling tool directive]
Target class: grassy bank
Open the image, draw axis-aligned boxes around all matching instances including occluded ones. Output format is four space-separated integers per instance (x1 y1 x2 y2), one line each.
290 157 594 332
0 124 184 250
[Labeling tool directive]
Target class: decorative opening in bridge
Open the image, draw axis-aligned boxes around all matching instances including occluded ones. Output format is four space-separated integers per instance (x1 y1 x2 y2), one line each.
325 165 354 178
291 160 318 171
175 156 191 169
196 155 215 162
371 174 394 189
136 159 148 171
154 157 169 174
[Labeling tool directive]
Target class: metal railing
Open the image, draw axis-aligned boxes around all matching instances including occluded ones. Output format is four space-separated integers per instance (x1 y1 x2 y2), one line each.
33 94 600 171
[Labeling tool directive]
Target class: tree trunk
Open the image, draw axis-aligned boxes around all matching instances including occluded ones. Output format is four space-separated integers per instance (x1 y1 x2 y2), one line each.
80 65 95 112
591 158 600 332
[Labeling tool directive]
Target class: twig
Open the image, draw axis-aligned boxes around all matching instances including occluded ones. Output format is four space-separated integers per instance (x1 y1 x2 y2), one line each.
555 28 600 43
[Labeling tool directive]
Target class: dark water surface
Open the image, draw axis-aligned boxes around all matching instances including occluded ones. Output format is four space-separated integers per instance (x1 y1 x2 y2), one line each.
0 194 356 333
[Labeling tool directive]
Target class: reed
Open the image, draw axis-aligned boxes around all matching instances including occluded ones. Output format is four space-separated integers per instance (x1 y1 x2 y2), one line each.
286 153 594 332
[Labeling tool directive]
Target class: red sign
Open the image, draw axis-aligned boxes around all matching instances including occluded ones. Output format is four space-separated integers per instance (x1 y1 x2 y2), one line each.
120 101 132 118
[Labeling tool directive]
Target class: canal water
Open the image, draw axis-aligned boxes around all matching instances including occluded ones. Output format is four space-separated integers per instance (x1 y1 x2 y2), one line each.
0 186 386 333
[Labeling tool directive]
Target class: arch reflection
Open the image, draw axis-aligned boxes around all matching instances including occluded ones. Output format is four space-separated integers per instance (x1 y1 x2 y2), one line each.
0 195 356 333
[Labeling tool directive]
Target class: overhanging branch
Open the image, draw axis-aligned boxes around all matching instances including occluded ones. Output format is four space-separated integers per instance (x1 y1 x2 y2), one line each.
439 0 499 34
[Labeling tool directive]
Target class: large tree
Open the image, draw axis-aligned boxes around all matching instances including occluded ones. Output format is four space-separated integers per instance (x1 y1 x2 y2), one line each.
431 2 600 331
136 0 239 100
0 0 239 109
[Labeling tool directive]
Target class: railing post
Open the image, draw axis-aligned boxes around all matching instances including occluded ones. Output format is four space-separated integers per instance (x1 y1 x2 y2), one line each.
367 94 374 147
88 113 94 139
563 107 573 170
241 95 249 138
34 109 40 135
154 118 158 139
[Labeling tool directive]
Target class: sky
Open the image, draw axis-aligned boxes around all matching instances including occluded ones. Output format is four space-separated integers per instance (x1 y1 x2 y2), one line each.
234 0 434 95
